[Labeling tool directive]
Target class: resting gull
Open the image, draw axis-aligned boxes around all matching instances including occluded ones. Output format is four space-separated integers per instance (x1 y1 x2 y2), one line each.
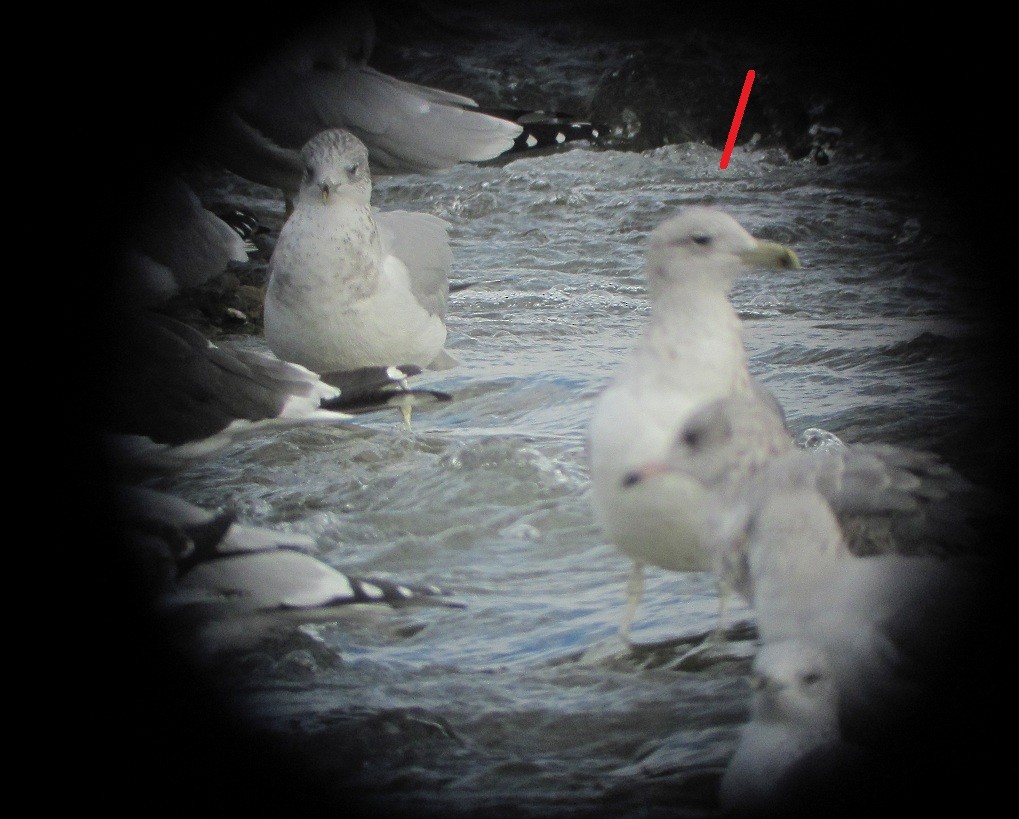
202 7 522 200
105 310 450 474
264 128 457 375
117 175 252 306
114 485 465 655
586 207 800 639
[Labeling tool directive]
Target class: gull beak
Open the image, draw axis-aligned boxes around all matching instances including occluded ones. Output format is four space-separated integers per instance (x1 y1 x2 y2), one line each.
621 461 672 488
739 240 801 270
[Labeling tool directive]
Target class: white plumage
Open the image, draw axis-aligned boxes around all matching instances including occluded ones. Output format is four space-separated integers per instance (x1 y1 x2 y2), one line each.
264 128 457 373
586 207 800 637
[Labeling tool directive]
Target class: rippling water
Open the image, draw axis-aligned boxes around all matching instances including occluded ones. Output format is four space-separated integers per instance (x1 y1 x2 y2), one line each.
92 6 1009 817
124 139 1001 816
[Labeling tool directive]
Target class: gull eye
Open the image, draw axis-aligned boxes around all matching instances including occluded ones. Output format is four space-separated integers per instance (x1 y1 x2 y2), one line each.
304 165 314 180
801 672 822 686
692 234 711 246
346 163 359 178
681 427 701 448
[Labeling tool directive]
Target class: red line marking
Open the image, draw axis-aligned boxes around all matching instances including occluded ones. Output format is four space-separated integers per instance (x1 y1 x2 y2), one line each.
720 70 756 169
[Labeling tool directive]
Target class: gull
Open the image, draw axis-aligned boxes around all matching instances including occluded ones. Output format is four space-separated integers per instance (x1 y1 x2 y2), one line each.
117 175 252 306
630 394 992 746
202 7 522 201
105 310 450 474
719 638 873 815
114 485 465 656
264 128 458 380
629 394 988 609
586 207 800 639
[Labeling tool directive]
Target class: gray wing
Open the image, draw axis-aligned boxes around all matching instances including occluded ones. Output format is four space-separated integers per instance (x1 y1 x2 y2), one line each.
771 443 988 558
215 9 520 184
108 311 333 447
374 209 453 319
120 176 249 301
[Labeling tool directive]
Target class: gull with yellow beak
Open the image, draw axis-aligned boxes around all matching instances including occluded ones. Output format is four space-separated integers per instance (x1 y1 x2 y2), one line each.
586 207 800 641
264 128 457 427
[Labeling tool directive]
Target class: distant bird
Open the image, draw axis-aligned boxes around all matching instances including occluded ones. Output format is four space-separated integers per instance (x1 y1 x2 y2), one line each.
117 175 252 306
104 310 450 474
264 128 458 377
586 207 800 639
201 7 523 200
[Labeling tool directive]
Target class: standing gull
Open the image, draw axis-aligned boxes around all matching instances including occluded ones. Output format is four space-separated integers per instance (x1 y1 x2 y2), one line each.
586 207 800 639
264 128 457 376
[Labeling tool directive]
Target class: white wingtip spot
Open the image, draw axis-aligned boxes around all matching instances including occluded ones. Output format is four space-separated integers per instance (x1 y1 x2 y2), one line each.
360 582 385 599
386 365 406 381
592 129 600 138
555 132 566 144
397 585 414 598
525 133 538 148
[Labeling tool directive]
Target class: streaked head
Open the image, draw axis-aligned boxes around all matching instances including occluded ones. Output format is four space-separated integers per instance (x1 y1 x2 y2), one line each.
299 128 372 205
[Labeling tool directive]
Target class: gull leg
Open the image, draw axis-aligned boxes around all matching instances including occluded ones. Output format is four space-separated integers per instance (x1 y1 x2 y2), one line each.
713 578 732 641
619 561 645 644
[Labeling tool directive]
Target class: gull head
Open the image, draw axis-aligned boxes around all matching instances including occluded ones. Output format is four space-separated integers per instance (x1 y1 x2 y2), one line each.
299 128 372 206
646 207 801 298
750 638 839 726
664 395 791 488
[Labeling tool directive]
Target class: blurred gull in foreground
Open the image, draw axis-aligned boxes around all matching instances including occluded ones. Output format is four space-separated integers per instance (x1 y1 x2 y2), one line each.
586 207 800 639
629 394 993 787
719 638 873 815
264 128 458 376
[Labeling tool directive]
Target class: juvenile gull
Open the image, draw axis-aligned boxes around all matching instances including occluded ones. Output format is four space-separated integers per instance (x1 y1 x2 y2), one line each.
586 207 800 638
203 8 522 200
264 128 458 374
